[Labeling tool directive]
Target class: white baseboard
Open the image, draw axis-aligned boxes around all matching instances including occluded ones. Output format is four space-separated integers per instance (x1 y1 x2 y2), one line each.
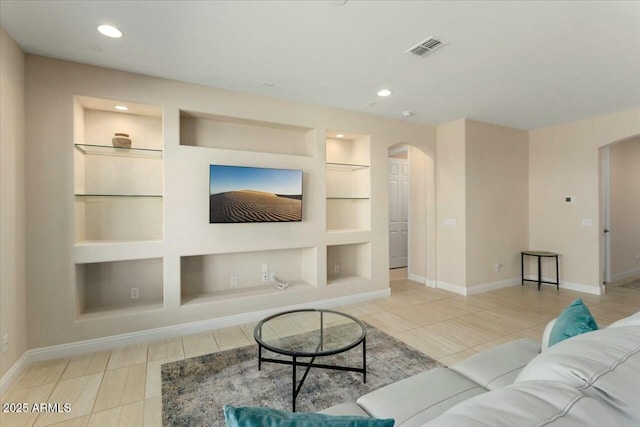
435 280 467 295
22 289 390 366
408 273 426 284
436 278 520 296
524 275 604 295
466 278 520 295
406 273 439 289
611 267 640 282
0 352 29 395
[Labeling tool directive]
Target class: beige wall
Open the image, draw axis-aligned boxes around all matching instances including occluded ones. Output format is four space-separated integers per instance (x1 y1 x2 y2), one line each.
609 136 640 278
406 146 435 283
435 119 528 291
436 119 467 287
0 28 27 378
530 109 640 293
24 56 436 349
465 120 529 287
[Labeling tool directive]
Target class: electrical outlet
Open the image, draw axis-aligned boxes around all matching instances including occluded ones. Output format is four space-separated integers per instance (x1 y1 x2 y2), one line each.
2 334 8 354
262 273 269 283
270 272 277 281
261 263 268 273
130 288 139 300
230 276 238 287
334 264 340 274
495 263 502 271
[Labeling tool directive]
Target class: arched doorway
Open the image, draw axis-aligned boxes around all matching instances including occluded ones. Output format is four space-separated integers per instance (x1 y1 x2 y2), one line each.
387 143 435 286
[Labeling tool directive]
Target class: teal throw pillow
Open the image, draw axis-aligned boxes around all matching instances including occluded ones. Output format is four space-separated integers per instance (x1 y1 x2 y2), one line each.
549 297 598 347
223 405 394 427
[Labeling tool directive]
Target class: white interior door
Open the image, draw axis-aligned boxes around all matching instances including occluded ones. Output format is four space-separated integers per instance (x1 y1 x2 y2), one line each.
389 157 409 268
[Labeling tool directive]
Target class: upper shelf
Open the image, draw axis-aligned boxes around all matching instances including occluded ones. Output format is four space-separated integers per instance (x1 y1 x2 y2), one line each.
74 144 163 159
326 162 370 171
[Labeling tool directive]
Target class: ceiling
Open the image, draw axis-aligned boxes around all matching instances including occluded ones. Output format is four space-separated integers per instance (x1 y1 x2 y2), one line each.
1 0 639 130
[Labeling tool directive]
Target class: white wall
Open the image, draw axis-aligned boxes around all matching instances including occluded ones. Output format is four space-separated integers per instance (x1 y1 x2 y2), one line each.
24 56 436 349
529 109 640 293
0 28 27 378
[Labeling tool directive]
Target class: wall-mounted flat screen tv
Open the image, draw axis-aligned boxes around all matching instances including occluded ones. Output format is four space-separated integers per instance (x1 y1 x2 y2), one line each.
209 165 303 223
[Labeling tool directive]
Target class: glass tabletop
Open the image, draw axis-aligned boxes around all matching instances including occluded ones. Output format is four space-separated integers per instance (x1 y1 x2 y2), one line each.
254 309 366 357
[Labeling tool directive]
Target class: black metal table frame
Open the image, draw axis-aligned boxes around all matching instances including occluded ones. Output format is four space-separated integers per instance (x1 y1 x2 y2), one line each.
254 308 367 412
521 251 559 291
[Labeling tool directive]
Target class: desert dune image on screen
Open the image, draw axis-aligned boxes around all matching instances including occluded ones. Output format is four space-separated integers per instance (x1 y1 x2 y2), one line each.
209 165 303 223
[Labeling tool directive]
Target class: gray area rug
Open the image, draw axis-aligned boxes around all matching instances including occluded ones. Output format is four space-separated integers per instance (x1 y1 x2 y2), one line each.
162 324 443 426
620 280 640 290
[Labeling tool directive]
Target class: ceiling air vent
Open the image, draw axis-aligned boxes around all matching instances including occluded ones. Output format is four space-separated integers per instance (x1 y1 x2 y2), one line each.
405 36 444 57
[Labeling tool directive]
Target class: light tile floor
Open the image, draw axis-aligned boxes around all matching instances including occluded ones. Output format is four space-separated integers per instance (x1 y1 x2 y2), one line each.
2 275 638 426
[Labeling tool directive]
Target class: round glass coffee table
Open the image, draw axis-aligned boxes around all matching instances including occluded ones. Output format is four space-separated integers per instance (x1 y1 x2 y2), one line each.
254 309 367 412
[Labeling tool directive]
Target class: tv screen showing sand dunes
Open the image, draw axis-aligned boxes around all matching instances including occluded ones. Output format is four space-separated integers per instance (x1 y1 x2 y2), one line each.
209 165 303 223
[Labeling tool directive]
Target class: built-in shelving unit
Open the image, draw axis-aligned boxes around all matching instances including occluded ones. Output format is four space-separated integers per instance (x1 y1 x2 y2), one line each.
326 243 371 285
75 258 164 317
326 132 371 232
181 247 318 305
74 96 164 244
70 100 380 323
72 96 164 319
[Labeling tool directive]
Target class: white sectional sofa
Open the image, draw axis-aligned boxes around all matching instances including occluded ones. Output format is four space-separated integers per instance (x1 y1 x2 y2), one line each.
321 311 640 426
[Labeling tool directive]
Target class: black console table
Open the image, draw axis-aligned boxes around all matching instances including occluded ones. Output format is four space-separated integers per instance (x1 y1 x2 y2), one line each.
521 250 559 291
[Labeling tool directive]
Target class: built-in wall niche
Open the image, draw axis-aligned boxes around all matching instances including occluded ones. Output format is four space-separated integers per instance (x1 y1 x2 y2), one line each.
75 258 163 316
181 247 318 304
326 132 371 232
179 110 316 157
73 96 164 243
326 243 371 285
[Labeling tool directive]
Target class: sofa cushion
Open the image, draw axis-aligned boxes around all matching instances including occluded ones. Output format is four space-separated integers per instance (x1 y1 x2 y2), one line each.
450 338 540 390
608 310 640 328
423 380 617 427
548 298 598 346
356 367 485 427
319 401 371 418
516 324 640 427
223 405 393 427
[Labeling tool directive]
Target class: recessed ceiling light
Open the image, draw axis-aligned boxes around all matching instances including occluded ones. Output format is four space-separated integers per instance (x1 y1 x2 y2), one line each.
336 134 345 138
97 24 123 39
377 89 392 97
401 111 414 117
114 105 128 111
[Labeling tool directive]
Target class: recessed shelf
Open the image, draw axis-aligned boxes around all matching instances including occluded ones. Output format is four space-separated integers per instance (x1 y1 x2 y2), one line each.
75 258 164 316
79 299 164 319
181 247 318 305
180 110 316 157
74 144 163 159
327 243 371 285
326 162 369 171
181 281 315 305
327 275 369 286
74 96 164 244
